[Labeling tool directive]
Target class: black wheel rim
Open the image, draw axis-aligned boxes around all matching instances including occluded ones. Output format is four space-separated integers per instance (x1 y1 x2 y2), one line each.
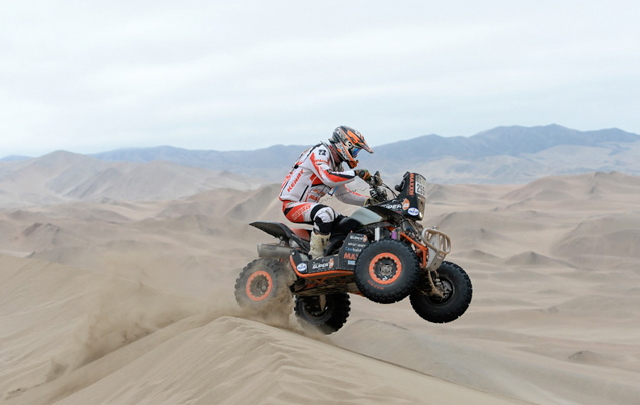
369 253 402 284
428 276 454 304
303 296 330 318
374 259 397 280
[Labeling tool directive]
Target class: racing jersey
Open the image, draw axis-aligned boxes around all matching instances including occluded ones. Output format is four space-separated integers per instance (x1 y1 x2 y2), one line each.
279 143 367 206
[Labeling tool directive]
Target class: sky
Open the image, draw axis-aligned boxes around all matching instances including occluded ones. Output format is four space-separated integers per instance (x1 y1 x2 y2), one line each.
1 0 639 157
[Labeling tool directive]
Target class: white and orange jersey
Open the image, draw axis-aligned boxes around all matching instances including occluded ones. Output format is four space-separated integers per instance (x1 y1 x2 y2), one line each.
279 143 367 206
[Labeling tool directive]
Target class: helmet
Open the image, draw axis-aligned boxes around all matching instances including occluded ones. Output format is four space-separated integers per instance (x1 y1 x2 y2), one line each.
329 126 373 169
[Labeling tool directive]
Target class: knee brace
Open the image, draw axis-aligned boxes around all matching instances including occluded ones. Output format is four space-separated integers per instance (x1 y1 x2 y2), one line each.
310 205 336 235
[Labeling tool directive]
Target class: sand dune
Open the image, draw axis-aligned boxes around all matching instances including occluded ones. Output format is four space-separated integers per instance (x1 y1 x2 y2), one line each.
0 152 264 208
50 317 525 405
500 171 640 202
335 319 640 405
504 251 573 267
0 255 523 405
1 170 640 404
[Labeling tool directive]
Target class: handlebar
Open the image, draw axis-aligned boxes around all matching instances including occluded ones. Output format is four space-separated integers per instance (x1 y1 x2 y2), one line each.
366 171 390 203
366 170 384 187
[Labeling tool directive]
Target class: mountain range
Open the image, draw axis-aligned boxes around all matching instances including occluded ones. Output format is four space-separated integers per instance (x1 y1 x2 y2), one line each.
87 124 640 182
1 124 639 208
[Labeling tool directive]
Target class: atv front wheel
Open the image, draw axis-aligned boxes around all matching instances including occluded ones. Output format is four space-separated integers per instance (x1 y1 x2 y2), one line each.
234 259 293 314
410 261 472 323
354 239 420 304
295 293 350 334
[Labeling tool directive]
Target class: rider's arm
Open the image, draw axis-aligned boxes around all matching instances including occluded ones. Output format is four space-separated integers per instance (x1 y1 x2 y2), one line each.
308 149 357 187
333 184 368 206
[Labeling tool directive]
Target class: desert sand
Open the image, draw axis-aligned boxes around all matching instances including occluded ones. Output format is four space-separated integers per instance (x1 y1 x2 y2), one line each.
1 171 639 404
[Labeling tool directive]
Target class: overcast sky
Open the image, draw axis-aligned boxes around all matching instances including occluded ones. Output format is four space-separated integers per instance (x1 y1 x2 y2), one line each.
1 1 639 157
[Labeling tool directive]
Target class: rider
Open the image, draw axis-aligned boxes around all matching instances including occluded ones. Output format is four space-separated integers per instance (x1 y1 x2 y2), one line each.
279 126 374 259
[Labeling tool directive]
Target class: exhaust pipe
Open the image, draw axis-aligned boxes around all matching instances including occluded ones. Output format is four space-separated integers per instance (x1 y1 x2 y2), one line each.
257 244 293 259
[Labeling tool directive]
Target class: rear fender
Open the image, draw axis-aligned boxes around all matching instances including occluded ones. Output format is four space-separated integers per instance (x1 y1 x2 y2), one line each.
250 221 310 250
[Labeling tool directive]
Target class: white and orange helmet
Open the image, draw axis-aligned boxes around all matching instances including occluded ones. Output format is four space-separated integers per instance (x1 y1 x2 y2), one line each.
329 126 373 169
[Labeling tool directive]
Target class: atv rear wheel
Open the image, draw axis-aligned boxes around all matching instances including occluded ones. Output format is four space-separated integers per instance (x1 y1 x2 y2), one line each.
235 259 293 314
294 293 350 334
410 261 472 323
354 239 420 304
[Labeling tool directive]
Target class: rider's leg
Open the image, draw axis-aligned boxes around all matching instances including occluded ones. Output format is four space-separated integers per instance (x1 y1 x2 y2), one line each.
309 205 336 259
283 201 315 224
282 201 337 259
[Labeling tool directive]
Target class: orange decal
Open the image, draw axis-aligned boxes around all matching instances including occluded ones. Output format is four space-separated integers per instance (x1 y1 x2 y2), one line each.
344 252 357 260
346 130 358 143
408 173 415 196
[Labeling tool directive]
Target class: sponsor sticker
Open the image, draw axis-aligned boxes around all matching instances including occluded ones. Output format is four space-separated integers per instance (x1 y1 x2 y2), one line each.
287 171 303 192
312 261 330 271
297 263 307 273
383 203 402 211
349 234 368 243
408 207 420 216
402 199 410 210
408 173 415 196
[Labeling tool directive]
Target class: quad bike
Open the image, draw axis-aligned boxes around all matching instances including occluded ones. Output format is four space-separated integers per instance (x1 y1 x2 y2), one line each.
235 171 472 334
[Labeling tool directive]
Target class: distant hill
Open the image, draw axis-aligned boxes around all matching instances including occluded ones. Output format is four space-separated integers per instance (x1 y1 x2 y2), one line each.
0 155 31 162
370 124 639 161
89 124 640 184
362 124 640 183
3 125 640 191
0 151 264 208
90 145 304 182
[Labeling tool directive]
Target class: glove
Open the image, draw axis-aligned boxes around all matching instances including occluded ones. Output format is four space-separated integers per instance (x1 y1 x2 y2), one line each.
355 169 371 182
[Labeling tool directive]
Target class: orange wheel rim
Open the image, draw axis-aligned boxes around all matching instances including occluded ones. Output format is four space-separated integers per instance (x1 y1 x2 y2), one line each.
368 253 402 285
246 270 273 301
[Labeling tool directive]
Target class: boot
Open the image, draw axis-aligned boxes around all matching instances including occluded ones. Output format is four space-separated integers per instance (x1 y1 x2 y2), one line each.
309 233 330 259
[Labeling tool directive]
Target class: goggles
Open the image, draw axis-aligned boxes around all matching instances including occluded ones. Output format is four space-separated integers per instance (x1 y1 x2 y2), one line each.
351 147 361 158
